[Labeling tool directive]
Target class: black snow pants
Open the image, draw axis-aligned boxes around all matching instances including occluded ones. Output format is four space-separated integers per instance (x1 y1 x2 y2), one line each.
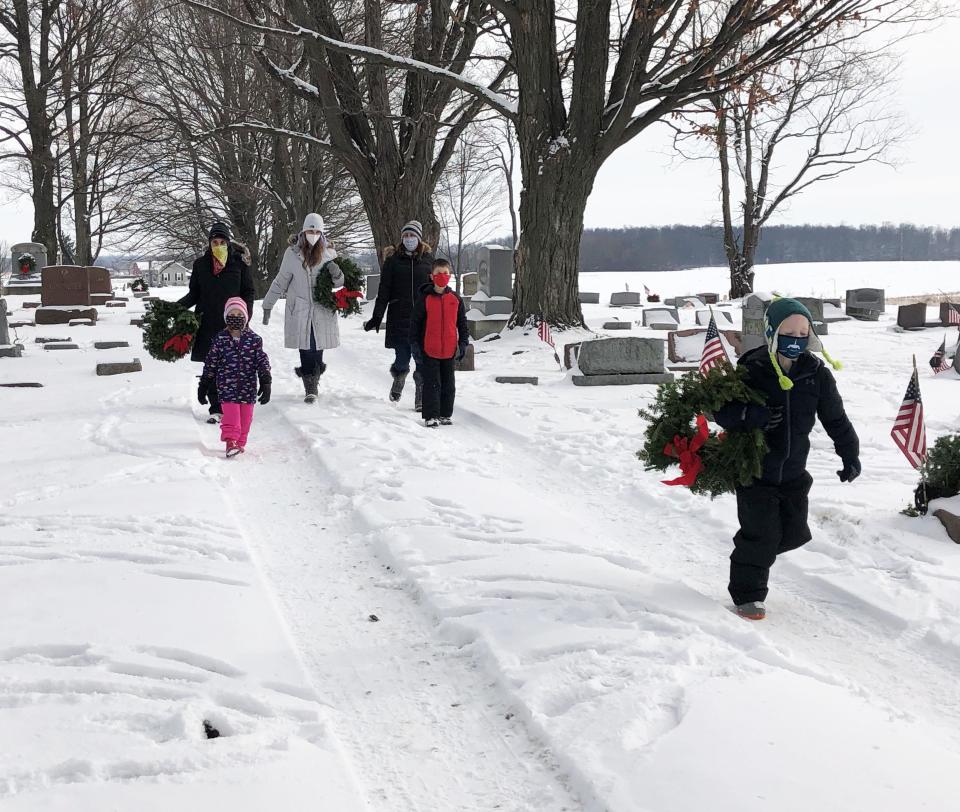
729 471 813 605
420 354 456 421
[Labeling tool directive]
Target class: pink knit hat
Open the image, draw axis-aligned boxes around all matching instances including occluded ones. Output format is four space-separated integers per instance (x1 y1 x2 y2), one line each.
223 297 248 322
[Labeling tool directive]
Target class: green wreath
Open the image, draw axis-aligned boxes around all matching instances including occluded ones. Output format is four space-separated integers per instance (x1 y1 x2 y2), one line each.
313 256 365 318
905 433 960 516
17 253 37 275
141 300 200 362
131 277 148 292
637 365 769 499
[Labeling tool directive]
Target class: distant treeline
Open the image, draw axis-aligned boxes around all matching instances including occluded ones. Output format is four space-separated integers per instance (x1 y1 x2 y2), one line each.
579 225 960 271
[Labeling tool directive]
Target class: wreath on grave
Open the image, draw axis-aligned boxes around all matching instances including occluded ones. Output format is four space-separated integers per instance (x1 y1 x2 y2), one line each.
141 300 200 362
637 365 769 499
904 433 960 516
18 253 36 276
131 277 148 292
313 256 365 318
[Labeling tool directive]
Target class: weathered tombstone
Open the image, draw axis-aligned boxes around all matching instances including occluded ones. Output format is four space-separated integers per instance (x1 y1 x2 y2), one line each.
35 307 98 325
741 292 774 352
939 303 960 327
454 344 475 372
96 358 143 376
4 242 47 295
0 382 42 387
579 292 600 304
43 343 79 351
668 329 743 364
0 345 24 358
603 321 631 330
469 291 512 316
477 245 513 299
94 341 130 350
0 299 9 346
496 376 537 385
610 291 642 307
563 342 582 369
35 336 71 344
796 297 828 336
572 337 673 385
69 319 95 327
679 296 704 309
105 301 127 308
41 266 91 306
698 292 720 304
133 291 149 299
9 321 32 328
461 272 479 296
86 266 113 295
896 303 927 331
845 288 884 321
641 307 679 329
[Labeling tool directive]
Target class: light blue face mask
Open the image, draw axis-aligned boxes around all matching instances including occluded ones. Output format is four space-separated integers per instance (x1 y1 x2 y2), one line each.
777 334 808 359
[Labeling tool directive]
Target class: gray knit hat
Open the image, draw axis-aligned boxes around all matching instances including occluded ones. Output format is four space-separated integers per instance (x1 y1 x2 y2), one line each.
401 220 423 240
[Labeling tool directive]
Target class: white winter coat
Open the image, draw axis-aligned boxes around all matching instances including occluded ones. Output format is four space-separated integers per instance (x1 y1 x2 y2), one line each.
263 245 344 350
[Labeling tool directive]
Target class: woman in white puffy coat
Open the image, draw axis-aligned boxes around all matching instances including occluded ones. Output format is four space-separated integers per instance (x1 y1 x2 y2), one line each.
262 213 344 403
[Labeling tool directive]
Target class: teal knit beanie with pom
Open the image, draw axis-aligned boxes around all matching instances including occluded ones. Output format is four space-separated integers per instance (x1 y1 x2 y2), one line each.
764 297 842 391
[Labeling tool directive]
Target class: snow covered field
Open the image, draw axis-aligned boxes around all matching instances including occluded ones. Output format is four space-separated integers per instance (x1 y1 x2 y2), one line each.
2 263 960 811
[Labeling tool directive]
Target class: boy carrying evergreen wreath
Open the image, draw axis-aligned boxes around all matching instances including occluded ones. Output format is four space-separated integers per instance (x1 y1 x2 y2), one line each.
409 259 469 428
199 298 272 457
714 298 860 620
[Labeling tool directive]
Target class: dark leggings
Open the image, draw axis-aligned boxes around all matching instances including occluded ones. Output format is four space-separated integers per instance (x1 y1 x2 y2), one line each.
299 327 324 375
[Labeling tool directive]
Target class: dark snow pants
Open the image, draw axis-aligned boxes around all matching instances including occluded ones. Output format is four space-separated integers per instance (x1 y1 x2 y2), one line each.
420 354 456 421
729 471 813 605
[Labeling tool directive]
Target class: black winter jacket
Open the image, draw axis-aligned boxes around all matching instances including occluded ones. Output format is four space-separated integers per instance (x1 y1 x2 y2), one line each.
715 347 859 486
369 246 434 349
178 243 256 362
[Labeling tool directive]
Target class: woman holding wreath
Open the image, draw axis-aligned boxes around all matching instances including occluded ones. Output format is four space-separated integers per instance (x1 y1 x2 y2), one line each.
262 213 344 403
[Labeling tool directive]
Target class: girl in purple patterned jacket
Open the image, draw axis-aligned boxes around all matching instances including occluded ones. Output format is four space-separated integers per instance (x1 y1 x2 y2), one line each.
199 297 272 458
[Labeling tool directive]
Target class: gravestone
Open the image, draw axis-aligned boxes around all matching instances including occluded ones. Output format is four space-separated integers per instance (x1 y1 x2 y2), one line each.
496 376 537 385
679 296 705 309
933 509 960 544
86 266 112 295
461 272 479 296
477 245 513 298
35 336 71 344
939 303 960 327
0 382 42 387
95 341 130 350
641 307 679 329
696 309 735 327
23 302 40 309
133 291 149 299
896 303 927 331
610 291 642 307
43 343 79 351
4 242 47 295
572 337 672 385
35 306 98 325
89 294 112 306
698 292 720 304
0 299 9 346
668 329 743 364
741 292 774 352
96 359 143 376
469 291 512 316
364 273 379 300
579 292 600 304
796 297 828 336
467 312 508 340
105 301 127 308
0 345 23 358
845 288 884 321
9 321 32 328
130 318 145 328
563 342 582 369
41 266 91 306
70 319 95 327
603 321 631 330
823 302 850 323
454 344 475 372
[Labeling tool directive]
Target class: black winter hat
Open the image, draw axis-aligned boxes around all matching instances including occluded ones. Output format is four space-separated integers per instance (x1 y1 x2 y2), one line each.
208 221 231 243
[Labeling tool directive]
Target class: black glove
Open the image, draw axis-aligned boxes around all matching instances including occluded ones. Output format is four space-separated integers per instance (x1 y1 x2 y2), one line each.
258 377 271 405
837 458 861 483
715 401 770 431
262 309 271 326
456 344 467 362
766 405 785 430
363 319 380 333
197 377 210 405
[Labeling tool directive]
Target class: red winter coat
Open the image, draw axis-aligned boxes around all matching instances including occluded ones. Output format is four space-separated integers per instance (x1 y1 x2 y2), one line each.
410 284 469 360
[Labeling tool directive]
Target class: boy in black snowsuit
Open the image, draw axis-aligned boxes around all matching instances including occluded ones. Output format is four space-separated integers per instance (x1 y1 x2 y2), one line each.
715 298 860 620
409 259 469 428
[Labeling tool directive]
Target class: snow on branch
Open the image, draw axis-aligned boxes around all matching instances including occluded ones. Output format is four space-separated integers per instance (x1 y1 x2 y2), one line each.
184 0 517 120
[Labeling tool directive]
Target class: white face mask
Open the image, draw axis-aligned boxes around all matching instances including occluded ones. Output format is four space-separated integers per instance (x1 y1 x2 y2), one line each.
305 233 321 247
402 236 419 252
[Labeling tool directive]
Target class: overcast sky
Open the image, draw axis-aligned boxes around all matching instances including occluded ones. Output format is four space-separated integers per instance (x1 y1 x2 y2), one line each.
1 15 956 251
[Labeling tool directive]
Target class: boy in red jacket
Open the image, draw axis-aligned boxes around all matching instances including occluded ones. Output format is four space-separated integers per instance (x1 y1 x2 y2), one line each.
409 259 469 428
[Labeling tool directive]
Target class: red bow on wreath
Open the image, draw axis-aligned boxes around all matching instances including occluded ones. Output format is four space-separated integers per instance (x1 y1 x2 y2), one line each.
333 288 362 310
661 414 710 487
162 333 193 355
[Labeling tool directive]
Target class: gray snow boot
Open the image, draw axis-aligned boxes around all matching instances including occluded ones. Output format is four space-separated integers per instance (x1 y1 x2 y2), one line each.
302 362 326 404
414 371 423 413
390 370 408 402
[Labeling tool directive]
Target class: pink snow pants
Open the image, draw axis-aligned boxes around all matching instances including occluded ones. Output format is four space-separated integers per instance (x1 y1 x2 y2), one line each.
220 402 255 448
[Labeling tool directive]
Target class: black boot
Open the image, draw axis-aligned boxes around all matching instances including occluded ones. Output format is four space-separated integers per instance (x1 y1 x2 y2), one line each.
390 370 408 402
414 371 423 413
303 363 325 404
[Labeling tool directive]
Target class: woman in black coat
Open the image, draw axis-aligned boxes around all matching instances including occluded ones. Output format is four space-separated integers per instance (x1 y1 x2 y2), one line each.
363 220 434 409
178 221 256 421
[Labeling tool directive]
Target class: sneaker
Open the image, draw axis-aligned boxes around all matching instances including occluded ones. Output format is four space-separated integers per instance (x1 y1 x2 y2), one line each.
735 601 766 620
225 439 242 458
424 418 440 428
439 417 453 426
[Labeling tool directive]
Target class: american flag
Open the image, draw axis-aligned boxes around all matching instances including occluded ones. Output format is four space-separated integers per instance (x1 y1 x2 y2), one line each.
891 367 927 469
537 319 555 349
699 312 729 376
929 338 951 374
948 304 960 326
644 284 651 296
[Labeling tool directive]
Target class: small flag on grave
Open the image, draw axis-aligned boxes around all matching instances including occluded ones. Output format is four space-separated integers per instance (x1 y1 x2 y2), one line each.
948 304 960 326
929 337 951 375
891 361 927 470
699 310 729 377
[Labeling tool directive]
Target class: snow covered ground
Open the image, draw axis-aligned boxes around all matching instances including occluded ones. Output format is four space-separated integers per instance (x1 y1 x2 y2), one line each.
2 263 960 811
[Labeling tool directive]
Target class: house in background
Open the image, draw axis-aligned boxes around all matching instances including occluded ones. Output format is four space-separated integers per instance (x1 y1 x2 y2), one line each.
129 260 191 287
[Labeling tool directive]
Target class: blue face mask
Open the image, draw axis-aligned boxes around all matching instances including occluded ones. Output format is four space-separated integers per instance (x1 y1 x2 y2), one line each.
777 334 808 359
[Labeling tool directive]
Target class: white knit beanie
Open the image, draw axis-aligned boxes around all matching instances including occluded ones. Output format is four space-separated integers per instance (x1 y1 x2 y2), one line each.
401 220 423 240
302 213 325 233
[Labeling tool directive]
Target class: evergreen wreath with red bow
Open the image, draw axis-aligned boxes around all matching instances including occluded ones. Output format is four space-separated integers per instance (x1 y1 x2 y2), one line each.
313 256 365 318
141 300 200 362
638 365 768 498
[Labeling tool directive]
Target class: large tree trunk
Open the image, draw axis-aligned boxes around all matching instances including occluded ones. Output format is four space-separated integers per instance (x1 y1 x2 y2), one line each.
512 154 591 328
357 169 439 261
